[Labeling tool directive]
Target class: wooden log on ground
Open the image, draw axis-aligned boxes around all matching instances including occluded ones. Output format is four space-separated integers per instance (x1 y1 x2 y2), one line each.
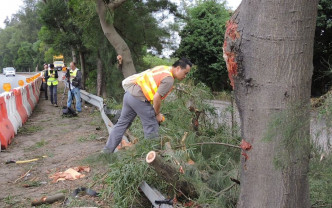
31 193 65 206
146 151 198 199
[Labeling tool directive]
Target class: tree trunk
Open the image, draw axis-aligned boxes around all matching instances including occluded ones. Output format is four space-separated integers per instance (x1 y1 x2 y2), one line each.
96 51 104 97
96 0 136 78
79 51 86 89
223 1 318 207
71 47 77 63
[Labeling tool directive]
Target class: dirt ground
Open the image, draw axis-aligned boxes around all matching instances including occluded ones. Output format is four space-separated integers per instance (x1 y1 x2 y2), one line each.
0 83 110 207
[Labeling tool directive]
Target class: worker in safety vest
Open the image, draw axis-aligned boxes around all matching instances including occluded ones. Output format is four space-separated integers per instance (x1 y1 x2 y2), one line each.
45 64 59 107
102 57 192 154
41 63 49 100
66 61 82 112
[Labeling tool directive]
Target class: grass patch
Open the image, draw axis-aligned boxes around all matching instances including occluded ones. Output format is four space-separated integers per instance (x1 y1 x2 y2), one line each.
3 195 18 206
18 125 43 135
78 134 97 142
22 180 42 188
26 139 48 151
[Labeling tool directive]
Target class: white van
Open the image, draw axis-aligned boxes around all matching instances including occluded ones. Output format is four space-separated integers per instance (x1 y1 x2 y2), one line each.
5 67 16 77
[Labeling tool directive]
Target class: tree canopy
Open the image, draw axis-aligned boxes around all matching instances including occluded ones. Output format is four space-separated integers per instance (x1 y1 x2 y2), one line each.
175 0 231 91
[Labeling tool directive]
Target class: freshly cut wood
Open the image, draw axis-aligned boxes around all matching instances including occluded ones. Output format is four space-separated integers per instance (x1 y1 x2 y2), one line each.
146 151 198 199
31 193 65 206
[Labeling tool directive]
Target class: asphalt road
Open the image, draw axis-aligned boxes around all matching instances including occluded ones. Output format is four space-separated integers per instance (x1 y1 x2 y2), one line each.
0 74 28 94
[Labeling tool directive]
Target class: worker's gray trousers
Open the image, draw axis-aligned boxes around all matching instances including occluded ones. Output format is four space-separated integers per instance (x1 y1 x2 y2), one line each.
104 92 159 153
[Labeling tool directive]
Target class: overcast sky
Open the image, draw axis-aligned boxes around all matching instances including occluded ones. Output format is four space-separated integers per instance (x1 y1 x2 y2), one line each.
0 0 242 29
0 0 24 28
226 0 242 10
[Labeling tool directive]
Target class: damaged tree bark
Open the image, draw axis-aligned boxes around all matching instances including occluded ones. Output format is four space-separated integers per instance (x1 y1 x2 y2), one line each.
223 1 318 207
146 151 198 199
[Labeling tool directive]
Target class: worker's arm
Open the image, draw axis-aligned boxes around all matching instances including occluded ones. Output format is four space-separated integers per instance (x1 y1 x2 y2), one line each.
153 92 163 122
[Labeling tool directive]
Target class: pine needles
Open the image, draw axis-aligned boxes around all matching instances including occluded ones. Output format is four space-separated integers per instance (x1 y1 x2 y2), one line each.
98 81 241 207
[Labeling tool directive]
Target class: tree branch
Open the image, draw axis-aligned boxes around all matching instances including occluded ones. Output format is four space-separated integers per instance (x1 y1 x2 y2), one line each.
108 0 127 10
190 142 241 149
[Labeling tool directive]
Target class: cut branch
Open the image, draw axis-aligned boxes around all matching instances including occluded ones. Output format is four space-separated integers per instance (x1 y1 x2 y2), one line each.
146 151 198 199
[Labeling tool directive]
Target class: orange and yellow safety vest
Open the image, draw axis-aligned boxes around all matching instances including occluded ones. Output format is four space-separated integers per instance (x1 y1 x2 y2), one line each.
135 65 174 101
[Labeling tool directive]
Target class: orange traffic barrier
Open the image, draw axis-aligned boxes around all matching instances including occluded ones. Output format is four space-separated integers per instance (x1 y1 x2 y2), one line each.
14 89 28 124
0 95 15 149
24 85 35 111
31 82 39 102
4 92 22 134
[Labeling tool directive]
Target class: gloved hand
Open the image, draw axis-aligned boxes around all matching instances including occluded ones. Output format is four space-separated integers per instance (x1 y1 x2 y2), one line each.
156 113 165 123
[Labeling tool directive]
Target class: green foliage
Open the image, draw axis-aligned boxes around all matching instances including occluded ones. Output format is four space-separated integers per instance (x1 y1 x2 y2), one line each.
309 151 332 207
175 0 231 91
312 0 332 95
100 82 240 207
0 0 43 71
263 103 312 170
37 0 83 57
310 92 332 207
142 54 177 71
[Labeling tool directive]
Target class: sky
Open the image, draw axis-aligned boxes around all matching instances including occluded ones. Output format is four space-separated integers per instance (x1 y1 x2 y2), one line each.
226 0 242 10
0 0 24 28
0 0 242 29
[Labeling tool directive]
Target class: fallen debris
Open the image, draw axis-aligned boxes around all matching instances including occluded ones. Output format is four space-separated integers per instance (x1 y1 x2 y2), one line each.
72 187 99 197
49 166 90 183
6 156 47 164
31 193 65 206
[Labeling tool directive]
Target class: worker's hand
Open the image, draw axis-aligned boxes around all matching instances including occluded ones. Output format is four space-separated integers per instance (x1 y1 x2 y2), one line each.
156 113 164 123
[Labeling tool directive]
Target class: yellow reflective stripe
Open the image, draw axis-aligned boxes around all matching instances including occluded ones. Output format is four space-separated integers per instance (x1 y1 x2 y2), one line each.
151 66 173 77
145 72 158 94
137 76 154 101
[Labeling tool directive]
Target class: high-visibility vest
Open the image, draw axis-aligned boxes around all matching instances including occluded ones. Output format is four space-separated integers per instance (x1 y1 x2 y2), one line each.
47 69 58 86
135 65 174 101
69 68 78 82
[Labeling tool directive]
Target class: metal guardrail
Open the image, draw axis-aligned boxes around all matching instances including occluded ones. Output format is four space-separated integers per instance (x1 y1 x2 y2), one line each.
79 90 171 208
80 90 112 134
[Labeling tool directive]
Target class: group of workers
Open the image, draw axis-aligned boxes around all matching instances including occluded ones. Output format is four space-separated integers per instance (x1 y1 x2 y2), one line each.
41 56 192 155
41 61 82 112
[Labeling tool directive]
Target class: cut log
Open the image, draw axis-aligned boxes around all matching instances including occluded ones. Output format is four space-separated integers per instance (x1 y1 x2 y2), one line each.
146 151 198 199
31 193 65 206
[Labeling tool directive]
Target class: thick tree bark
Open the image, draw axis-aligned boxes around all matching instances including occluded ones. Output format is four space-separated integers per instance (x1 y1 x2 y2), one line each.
223 1 318 207
79 51 86 89
96 0 136 78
